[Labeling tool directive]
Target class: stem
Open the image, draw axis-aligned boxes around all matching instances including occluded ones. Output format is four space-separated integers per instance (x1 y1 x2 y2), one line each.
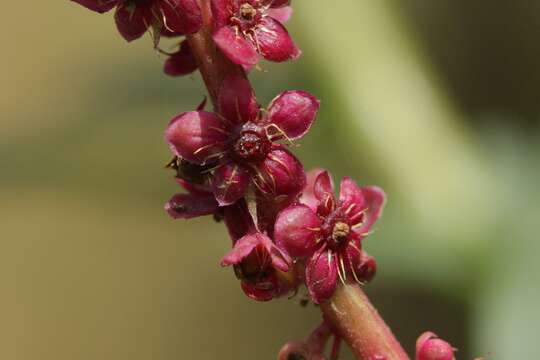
187 0 245 106
321 284 410 360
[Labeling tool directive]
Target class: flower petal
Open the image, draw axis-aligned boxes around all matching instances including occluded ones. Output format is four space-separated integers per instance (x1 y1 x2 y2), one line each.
165 193 218 219
213 26 259 66
164 41 198 77
221 232 261 266
175 178 211 195
266 6 293 24
267 90 319 140
299 168 326 212
240 280 276 302
260 233 291 272
210 0 230 29
349 185 386 236
165 111 229 164
71 0 117 13
306 248 338 304
159 0 202 35
343 244 377 284
254 16 300 62
256 146 306 199
339 177 367 225
275 204 321 258
266 0 291 7
218 75 259 124
114 3 150 42
224 199 255 242
221 232 289 271
212 163 250 206
314 171 334 200
313 171 335 216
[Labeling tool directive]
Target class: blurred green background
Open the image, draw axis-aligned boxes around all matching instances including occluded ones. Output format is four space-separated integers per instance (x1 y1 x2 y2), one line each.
1 1 539 359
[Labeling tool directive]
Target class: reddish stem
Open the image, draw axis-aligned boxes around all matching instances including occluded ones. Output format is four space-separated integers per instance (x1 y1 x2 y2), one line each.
186 0 245 106
321 284 410 360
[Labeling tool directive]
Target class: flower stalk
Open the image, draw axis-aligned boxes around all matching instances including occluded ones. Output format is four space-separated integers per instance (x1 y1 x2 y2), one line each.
321 284 410 360
186 0 245 105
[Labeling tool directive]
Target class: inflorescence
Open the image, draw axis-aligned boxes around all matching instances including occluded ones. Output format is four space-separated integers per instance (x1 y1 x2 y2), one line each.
71 1 457 358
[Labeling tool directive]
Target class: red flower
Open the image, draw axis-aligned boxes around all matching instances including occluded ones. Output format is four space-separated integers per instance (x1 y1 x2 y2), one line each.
274 170 386 303
211 0 300 66
71 0 202 42
221 232 292 301
165 75 319 206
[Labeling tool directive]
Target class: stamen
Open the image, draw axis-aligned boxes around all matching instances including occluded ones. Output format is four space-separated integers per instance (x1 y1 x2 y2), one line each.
348 242 362 255
209 126 230 135
344 203 356 215
349 260 365 286
268 154 293 177
193 143 216 155
265 123 295 145
335 253 346 285
339 255 347 282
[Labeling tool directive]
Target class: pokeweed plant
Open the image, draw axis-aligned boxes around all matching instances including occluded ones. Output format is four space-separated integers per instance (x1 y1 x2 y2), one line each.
70 1 459 359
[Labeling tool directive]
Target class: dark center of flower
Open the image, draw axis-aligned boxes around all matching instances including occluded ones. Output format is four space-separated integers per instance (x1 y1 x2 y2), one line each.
231 2 262 31
331 221 350 246
322 209 352 251
170 157 214 185
233 245 274 288
126 0 152 6
287 354 307 360
233 130 271 163
240 3 258 20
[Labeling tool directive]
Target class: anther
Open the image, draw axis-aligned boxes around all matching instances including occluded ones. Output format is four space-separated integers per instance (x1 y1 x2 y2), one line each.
332 222 350 244
240 3 257 20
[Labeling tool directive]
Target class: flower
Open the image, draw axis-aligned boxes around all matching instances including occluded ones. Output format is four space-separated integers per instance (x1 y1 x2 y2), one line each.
274 170 386 303
71 0 202 42
221 232 291 301
164 160 220 219
416 332 455 360
163 40 199 77
165 75 319 206
210 0 300 66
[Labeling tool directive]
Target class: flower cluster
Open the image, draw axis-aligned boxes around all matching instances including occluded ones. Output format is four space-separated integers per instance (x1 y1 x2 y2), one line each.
73 0 468 358
165 107 386 303
72 0 386 306
72 0 202 42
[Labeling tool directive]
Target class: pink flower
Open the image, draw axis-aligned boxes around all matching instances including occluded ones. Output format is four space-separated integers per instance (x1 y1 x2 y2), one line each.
211 0 300 66
71 0 202 42
221 232 291 301
274 170 386 303
165 75 319 206
163 40 198 77
416 332 455 360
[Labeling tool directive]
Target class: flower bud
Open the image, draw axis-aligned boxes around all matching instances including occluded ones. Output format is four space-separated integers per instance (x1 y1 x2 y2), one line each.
416 332 455 360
